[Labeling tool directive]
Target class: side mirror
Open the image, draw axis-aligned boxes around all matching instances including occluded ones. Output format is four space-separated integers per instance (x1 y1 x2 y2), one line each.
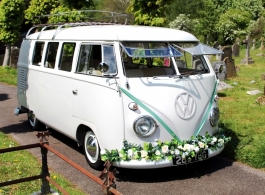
98 62 109 73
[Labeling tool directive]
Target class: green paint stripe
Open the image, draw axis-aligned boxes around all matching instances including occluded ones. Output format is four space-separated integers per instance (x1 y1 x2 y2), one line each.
194 80 218 136
120 87 181 142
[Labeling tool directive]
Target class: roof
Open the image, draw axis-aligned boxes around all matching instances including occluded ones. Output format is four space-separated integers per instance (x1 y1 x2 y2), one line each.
27 24 199 42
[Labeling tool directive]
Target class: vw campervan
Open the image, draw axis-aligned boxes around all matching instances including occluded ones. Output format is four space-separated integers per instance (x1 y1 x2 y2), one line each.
14 21 230 170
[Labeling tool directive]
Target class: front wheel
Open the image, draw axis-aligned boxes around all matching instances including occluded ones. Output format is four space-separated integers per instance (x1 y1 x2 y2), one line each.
27 111 45 131
83 131 103 170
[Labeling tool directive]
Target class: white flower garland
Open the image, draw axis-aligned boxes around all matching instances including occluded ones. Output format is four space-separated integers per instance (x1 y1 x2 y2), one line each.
101 129 231 162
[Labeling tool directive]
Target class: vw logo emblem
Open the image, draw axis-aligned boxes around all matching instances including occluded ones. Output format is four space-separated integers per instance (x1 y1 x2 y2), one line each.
175 92 196 119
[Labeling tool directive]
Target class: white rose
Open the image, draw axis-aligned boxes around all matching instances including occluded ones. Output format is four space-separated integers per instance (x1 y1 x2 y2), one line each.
155 150 161 156
153 142 158 147
162 145 169 154
174 149 180 155
170 150 174 155
212 137 217 142
194 147 199 153
189 145 195 151
141 150 148 158
198 142 204 148
178 145 183 150
127 149 133 158
182 153 186 159
184 144 191 152
211 141 215 145
100 149 106 155
218 139 224 144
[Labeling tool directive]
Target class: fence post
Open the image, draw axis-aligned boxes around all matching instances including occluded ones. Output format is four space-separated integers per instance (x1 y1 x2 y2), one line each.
40 143 51 194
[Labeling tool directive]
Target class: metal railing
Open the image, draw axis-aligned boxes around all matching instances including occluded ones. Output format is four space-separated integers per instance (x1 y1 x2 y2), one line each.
0 131 122 195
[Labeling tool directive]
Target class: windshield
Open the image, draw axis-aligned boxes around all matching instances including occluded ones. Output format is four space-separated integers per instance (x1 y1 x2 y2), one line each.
121 42 217 78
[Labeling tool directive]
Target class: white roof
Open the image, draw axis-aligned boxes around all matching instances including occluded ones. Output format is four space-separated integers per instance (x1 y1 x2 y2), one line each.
27 25 199 42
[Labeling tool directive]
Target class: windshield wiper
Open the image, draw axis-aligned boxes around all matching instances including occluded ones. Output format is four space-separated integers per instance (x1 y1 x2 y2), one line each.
153 74 190 79
169 74 190 79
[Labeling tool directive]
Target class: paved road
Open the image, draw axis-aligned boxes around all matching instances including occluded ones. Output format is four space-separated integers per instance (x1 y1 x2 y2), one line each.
1 82 265 195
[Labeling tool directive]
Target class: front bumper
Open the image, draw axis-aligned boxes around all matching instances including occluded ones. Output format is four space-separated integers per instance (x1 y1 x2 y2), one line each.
113 146 224 169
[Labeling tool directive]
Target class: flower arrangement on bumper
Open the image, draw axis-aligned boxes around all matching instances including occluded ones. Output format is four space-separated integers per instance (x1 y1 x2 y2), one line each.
101 129 231 162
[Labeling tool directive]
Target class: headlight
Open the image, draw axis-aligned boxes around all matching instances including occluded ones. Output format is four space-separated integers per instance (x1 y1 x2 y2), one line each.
133 116 157 137
209 107 220 126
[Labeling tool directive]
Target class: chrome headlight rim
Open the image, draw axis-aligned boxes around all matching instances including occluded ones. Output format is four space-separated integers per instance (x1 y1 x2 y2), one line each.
133 116 157 137
209 107 220 126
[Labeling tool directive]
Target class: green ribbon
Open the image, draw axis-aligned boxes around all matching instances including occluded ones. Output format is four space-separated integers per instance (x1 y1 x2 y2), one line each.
120 87 181 142
194 80 218 136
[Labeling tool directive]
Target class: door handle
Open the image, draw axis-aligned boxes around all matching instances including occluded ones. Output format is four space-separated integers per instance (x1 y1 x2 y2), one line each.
72 89 78 95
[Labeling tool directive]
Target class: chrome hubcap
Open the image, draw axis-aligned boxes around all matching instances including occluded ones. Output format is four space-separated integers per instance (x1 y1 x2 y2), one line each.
85 132 99 163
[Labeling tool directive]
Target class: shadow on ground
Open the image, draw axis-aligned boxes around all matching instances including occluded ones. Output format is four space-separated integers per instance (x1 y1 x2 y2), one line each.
0 93 9 101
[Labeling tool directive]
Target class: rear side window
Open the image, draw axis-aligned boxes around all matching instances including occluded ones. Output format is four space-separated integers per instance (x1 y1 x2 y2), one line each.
32 42 45 66
59 42 76 72
44 42 59 69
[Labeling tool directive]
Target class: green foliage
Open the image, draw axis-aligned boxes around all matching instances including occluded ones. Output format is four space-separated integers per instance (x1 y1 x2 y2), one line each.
0 0 25 45
59 0 94 10
24 0 60 24
169 14 198 33
127 0 173 26
216 8 251 42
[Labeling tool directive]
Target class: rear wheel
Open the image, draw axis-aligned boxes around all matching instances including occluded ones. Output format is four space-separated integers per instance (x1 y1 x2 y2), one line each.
27 111 45 131
83 131 103 170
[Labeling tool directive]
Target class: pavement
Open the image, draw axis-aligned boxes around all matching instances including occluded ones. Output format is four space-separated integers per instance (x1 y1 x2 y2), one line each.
1 82 265 195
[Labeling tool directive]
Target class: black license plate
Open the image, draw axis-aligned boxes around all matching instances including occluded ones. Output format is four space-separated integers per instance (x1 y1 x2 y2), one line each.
173 149 208 165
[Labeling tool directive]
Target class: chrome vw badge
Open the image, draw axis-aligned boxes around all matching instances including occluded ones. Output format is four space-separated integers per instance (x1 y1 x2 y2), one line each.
175 92 196 119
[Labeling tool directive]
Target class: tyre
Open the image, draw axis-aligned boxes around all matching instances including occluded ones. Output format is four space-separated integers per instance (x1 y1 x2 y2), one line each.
27 111 45 131
83 131 103 170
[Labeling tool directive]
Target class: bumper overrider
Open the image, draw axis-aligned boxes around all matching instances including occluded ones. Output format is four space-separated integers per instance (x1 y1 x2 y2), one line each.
101 129 231 169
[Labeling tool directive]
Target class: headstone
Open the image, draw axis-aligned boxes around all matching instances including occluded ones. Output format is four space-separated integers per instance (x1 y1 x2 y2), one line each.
216 45 222 60
236 38 240 45
213 41 219 49
211 61 226 80
232 43 240 57
252 39 256 50
221 46 232 61
223 57 236 78
10 46 19 68
259 37 264 50
241 34 254 65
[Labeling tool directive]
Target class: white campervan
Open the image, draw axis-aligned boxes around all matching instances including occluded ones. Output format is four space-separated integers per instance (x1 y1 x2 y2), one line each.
15 21 229 170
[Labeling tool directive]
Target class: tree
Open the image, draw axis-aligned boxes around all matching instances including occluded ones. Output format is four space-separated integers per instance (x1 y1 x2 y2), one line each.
216 8 251 44
96 0 133 24
127 0 173 26
0 0 25 67
25 0 95 25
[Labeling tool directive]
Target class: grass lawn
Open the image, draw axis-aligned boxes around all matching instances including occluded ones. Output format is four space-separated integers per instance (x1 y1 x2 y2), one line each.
0 132 88 195
218 47 265 170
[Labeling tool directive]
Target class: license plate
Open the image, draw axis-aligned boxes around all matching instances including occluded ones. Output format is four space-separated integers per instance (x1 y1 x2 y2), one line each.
173 149 208 165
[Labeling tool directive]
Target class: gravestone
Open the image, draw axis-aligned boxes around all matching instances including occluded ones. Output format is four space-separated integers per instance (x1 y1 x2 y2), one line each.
211 61 226 80
223 57 236 78
236 38 240 45
252 39 256 50
259 37 264 50
221 46 232 61
241 34 254 65
10 47 19 68
213 41 219 49
232 43 240 57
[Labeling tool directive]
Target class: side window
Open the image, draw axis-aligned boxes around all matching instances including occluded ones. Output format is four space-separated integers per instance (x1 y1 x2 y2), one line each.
32 42 45 66
44 42 59 69
59 42 76 72
102 45 117 75
76 44 102 76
